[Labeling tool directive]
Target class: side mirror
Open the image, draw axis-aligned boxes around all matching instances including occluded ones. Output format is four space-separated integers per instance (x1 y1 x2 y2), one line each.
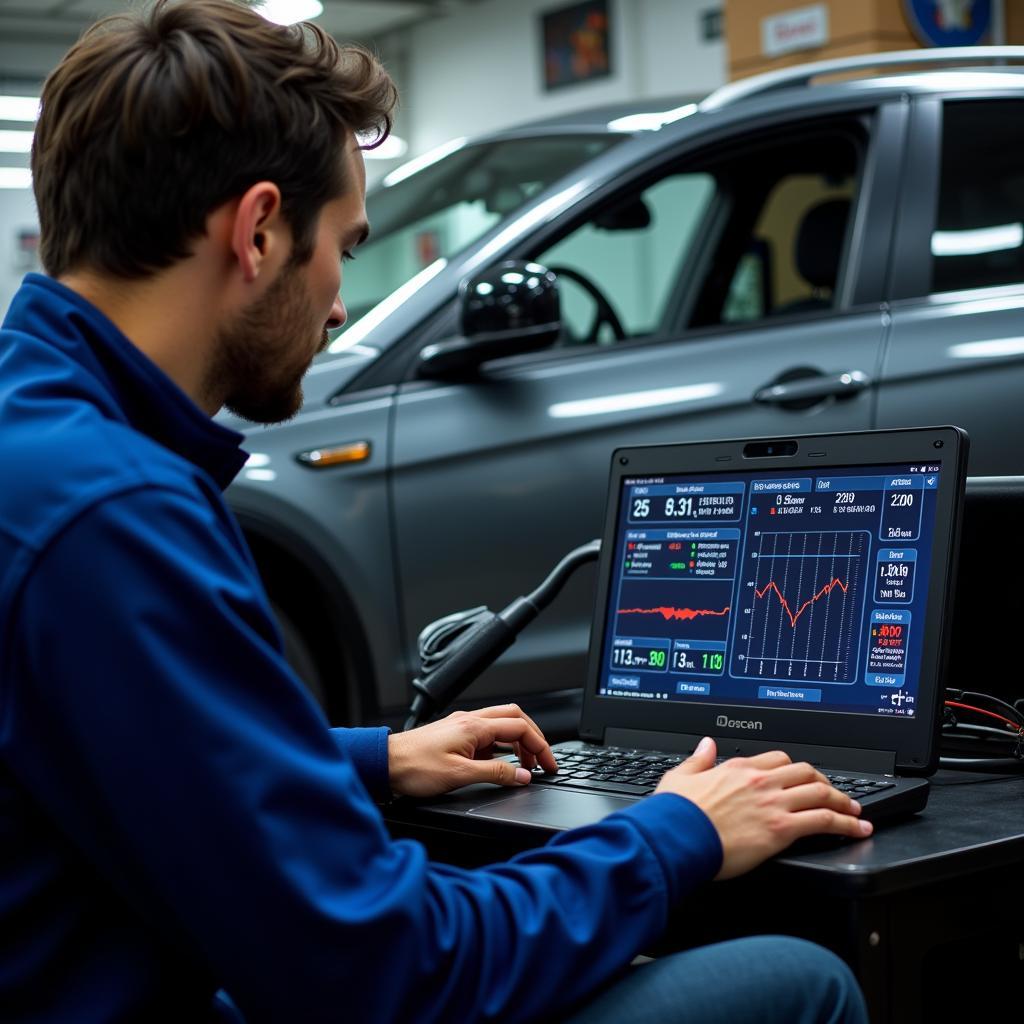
418 261 560 378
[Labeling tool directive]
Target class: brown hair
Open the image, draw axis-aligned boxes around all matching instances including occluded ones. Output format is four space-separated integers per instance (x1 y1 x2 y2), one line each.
32 0 397 278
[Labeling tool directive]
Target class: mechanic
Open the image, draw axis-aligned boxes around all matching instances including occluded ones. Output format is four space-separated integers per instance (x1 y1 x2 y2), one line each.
0 2 871 1021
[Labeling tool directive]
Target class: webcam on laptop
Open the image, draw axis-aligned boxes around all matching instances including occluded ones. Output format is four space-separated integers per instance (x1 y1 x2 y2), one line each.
743 439 799 458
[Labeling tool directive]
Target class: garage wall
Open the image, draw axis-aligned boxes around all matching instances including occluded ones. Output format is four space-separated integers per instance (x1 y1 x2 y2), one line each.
0 189 38 317
392 0 727 155
0 42 56 313
0 0 727 313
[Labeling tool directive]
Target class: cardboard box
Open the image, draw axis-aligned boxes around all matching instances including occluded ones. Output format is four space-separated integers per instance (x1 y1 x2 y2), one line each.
724 0 939 80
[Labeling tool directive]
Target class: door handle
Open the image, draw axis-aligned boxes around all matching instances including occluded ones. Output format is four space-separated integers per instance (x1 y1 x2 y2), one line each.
753 370 871 406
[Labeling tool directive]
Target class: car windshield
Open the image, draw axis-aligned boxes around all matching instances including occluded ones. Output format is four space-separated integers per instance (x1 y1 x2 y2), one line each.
326 133 623 346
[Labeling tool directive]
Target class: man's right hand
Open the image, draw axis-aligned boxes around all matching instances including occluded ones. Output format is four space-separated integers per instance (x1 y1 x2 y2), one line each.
654 735 873 879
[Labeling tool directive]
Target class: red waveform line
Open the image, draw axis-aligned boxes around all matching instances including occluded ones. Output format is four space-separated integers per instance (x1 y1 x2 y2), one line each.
755 577 848 628
618 605 730 622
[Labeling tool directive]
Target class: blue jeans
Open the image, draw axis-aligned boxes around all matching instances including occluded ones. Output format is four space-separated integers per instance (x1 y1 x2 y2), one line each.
561 936 868 1024
215 936 867 1024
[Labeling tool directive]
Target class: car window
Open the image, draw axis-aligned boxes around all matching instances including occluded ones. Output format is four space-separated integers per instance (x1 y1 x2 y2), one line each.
540 174 715 341
531 123 863 346
931 100 1024 294
688 131 860 329
719 172 856 324
334 135 623 334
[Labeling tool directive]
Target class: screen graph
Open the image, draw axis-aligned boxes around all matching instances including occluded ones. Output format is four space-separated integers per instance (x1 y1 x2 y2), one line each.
731 530 869 685
615 582 733 642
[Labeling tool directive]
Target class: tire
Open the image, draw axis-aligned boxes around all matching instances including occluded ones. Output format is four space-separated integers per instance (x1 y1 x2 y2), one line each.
271 601 328 710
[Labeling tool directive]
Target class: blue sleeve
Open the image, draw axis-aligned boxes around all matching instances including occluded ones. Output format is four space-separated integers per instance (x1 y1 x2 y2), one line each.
330 727 391 801
9 485 723 1024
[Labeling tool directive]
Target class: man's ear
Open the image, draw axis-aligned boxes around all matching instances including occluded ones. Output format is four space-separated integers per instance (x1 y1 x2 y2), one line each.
231 182 286 283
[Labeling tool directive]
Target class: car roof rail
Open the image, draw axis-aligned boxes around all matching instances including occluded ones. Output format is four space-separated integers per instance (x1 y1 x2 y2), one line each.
700 46 1024 112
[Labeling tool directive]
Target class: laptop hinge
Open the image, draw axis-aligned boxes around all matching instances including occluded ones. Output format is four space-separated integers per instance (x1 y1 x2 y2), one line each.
603 727 898 776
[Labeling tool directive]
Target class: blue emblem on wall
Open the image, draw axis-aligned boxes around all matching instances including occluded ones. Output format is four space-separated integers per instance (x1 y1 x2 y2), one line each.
903 0 993 47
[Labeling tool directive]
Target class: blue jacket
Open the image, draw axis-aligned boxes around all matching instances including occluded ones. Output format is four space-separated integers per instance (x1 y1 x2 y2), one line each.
0 274 722 1023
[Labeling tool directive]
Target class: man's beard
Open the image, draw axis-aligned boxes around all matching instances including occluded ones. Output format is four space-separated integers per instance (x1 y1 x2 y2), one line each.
209 262 329 424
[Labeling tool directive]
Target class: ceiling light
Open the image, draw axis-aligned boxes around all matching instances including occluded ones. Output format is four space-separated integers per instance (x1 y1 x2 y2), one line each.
0 168 32 189
255 0 323 26
0 96 40 122
358 133 409 160
0 130 34 153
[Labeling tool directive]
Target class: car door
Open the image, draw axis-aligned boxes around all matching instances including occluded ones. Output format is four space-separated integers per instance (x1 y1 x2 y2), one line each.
388 103 904 706
878 94 1024 475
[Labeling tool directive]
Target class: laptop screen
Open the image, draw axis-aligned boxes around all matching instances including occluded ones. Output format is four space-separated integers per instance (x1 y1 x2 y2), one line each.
595 459 944 721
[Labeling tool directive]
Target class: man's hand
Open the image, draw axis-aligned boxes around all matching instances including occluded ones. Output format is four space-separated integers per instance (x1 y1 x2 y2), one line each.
388 704 559 798
655 736 873 879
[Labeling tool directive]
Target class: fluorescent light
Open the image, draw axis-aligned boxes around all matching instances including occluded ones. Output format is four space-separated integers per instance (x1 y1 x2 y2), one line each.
0 167 31 189
382 137 467 187
358 133 408 161
607 103 698 133
548 382 724 419
931 223 1023 257
0 130 34 154
255 0 322 25
0 96 40 122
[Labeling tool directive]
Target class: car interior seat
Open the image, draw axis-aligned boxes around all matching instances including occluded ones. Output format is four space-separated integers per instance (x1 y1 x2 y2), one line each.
776 197 850 314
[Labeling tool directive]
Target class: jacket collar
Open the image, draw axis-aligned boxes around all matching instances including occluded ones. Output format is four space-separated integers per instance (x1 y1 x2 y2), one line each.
5 274 248 490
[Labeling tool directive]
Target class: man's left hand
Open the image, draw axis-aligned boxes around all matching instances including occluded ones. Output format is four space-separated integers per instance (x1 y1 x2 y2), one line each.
387 704 559 798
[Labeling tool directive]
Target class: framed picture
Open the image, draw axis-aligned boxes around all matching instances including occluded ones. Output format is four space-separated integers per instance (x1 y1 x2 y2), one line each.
541 0 611 92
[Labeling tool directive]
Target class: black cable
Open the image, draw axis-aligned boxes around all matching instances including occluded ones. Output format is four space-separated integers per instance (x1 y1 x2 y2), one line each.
523 539 602 615
942 722 1021 741
941 687 1024 771
948 688 1024 727
934 771 1024 786
403 539 601 730
938 757 1024 771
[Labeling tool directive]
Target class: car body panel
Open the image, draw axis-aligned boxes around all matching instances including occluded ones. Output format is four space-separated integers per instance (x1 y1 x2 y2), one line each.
877 89 1024 475
878 289 1024 474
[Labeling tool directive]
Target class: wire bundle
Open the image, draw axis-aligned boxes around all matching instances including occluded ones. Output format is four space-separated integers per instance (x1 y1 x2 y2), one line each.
941 689 1024 769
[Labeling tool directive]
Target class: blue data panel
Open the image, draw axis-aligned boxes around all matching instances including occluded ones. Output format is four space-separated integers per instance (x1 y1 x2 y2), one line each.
599 462 942 720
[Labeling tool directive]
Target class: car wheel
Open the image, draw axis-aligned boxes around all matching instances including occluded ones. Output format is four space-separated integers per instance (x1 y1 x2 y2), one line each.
271 601 328 710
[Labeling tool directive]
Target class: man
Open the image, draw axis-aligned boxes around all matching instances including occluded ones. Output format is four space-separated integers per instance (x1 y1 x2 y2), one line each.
0 2 871 1021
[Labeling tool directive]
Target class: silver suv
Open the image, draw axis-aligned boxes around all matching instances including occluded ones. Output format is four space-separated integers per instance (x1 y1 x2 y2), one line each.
225 48 1024 727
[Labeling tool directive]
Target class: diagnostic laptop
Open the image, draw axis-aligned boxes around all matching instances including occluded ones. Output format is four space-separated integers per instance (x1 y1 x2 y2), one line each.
403 426 967 838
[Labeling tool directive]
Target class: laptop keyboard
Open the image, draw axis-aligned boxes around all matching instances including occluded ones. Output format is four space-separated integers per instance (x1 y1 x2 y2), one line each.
522 744 897 799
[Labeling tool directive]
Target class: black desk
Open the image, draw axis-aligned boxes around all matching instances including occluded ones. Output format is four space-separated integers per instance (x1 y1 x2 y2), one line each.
387 771 1024 1023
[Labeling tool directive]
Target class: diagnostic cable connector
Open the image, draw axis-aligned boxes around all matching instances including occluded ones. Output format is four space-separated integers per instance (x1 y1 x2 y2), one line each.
402 539 601 731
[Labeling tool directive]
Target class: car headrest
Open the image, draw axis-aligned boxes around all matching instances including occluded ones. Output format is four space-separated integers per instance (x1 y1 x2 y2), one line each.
795 199 850 291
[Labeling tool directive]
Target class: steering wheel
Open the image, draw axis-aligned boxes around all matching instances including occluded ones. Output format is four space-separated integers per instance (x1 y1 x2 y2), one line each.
546 264 627 344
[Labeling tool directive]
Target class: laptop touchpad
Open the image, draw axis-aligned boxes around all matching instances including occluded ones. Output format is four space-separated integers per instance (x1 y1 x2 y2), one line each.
467 789 637 831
